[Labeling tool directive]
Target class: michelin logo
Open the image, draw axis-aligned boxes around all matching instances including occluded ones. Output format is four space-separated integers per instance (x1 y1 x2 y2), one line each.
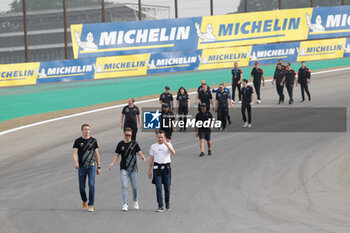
195 23 217 42
307 12 350 33
74 31 98 51
35 65 94 77
306 13 325 32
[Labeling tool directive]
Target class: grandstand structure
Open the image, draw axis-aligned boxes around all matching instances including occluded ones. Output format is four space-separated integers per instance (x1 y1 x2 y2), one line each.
0 3 170 64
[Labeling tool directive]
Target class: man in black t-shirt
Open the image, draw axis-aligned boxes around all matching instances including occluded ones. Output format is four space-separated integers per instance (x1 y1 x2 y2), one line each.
159 86 174 110
231 62 242 103
195 103 213 157
250 62 264 104
108 127 146 211
121 98 141 141
198 83 214 112
73 123 101 212
241 80 254 128
160 104 176 141
282 63 297 104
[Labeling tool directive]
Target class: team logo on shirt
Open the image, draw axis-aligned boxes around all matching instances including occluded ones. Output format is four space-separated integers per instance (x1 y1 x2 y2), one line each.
143 110 161 129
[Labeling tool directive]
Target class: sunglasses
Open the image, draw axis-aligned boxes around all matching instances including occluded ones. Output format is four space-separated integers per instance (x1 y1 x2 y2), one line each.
124 134 132 137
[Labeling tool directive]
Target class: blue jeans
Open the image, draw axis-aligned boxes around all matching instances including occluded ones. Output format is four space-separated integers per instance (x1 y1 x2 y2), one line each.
120 169 138 205
78 166 96 206
153 167 171 208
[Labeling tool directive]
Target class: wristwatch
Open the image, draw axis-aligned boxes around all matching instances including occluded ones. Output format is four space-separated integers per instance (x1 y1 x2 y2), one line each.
97 166 101 169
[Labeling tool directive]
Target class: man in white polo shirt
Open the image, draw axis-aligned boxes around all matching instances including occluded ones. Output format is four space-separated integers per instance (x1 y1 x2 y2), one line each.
148 130 176 212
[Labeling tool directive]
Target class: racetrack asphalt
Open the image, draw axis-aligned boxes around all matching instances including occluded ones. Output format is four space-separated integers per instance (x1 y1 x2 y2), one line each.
0 68 350 233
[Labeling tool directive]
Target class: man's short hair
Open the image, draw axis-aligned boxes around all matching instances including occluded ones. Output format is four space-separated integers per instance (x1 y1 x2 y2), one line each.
301 61 306 63
243 79 248 83
130 98 135 103
124 127 132 133
287 63 291 66
81 123 90 130
157 130 165 135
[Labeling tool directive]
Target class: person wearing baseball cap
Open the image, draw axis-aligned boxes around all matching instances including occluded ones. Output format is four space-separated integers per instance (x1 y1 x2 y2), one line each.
250 62 264 104
159 86 174 110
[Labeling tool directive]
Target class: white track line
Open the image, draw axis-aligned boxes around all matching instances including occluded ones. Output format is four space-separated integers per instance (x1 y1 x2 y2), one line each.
1 66 350 136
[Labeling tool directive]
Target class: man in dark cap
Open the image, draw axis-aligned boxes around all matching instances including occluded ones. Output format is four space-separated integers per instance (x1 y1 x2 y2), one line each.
159 86 174 110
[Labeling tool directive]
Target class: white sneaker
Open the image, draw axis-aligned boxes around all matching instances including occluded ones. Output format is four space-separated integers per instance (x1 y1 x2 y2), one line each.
231 100 235 104
243 122 248 127
239 101 241 104
133 201 139 210
257 100 261 104
248 124 252 128
122 204 128 211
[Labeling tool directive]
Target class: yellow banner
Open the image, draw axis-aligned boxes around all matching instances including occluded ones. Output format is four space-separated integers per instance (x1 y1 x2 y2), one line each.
94 54 150 79
0 63 40 87
197 8 312 49
297 38 346 61
198 46 251 70
70 24 83 59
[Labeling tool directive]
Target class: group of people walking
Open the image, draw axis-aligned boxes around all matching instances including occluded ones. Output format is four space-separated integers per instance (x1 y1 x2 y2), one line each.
72 60 312 213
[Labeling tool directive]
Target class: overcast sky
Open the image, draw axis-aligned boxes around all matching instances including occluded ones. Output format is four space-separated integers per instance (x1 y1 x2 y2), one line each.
0 0 241 16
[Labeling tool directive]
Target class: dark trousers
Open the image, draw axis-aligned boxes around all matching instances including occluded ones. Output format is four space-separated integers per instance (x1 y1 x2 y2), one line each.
232 81 241 101
300 83 311 101
124 124 138 141
276 84 284 102
285 83 294 101
253 82 261 100
154 167 171 208
78 166 96 206
178 106 188 129
217 106 228 129
241 104 252 124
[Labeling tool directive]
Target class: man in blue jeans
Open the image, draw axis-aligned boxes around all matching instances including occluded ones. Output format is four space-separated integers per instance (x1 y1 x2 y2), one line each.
109 127 146 211
73 123 101 212
148 130 176 212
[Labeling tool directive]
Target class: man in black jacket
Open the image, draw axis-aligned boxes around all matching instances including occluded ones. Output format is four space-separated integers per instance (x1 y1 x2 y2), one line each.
272 63 285 104
298 61 311 103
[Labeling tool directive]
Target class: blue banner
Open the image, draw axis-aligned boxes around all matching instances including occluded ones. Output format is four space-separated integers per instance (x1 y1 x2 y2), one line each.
147 50 202 74
307 6 350 40
248 42 300 66
71 17 201 59
36 59 96 84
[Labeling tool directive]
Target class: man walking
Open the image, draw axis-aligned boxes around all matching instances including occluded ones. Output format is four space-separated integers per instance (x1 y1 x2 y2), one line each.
298 61 311 103
195 103 213 157
250 62 264 104
231 62 243 104
198 83 215 112
159 86 174 110
215 84 231 130
282 63 297 104
241 80 254 128
212 81 232 124
73 124 101 212
121 98 141 141
272 63 285 104
108 128 146 211
148 130 176 212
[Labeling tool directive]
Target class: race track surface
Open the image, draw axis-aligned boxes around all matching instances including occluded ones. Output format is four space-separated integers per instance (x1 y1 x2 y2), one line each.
1 68 350 233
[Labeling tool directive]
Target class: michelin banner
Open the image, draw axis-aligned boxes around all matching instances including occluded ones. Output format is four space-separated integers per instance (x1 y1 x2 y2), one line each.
36 59 96 84
0 37 349 87
71 6 350 59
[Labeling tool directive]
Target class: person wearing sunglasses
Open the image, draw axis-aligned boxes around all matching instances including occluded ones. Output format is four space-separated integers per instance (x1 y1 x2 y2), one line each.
108 128 146 211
